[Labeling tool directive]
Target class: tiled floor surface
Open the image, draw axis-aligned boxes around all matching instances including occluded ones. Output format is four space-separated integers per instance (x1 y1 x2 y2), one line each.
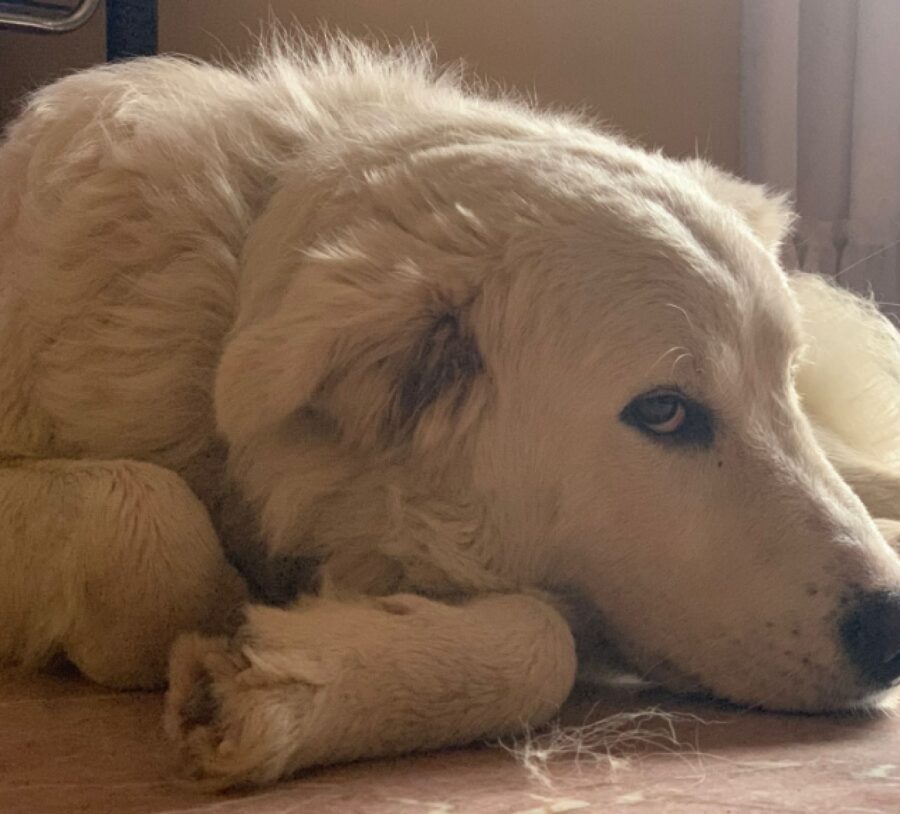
2 668 900 813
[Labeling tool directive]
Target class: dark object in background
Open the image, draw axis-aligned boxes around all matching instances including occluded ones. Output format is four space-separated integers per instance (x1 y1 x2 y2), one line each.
0 0 156 59
106 0 156 59
0 0 101 33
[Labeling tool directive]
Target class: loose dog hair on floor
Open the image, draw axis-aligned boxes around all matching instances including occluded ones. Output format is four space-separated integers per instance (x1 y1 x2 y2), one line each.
3 36 900 787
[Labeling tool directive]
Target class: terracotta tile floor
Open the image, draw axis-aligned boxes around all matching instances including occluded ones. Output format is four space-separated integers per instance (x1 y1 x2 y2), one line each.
2 668 900 814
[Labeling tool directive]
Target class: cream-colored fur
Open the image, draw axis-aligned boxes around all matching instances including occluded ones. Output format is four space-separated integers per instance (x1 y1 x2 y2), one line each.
0 459 245 686
165 592 575 787
3 40 900 786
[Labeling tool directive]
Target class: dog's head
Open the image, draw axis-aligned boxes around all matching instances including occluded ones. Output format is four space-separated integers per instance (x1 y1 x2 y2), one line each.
216 126 900 711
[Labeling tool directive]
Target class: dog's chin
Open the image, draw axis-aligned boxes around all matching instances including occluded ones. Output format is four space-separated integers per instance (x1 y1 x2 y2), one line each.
562 594 889 712
640 657 896 714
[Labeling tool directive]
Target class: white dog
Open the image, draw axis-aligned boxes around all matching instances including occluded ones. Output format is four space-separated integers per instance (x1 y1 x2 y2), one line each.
3 40 900 787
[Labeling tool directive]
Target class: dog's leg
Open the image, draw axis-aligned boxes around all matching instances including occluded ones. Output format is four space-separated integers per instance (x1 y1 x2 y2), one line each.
165 592 576 787
810 428 900 556
810 424 900 524
833 462 900 524
0 458 245 688
792 273 900 522
872 518 900 556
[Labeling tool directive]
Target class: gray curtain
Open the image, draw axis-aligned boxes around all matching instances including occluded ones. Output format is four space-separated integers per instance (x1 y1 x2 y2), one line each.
742 0 900 318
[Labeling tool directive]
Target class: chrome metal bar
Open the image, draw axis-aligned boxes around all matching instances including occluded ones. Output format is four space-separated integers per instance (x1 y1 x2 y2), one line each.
0 0 101 33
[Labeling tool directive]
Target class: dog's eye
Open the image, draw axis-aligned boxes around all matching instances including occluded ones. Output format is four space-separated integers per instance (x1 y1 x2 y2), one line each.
631 394 684 432
620 390 714 448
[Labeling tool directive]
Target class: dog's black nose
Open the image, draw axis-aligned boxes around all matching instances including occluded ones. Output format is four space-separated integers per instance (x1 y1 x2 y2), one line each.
840 591 900 687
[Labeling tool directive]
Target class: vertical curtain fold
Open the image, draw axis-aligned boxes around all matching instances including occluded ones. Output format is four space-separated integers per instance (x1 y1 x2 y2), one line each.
742 0 900 315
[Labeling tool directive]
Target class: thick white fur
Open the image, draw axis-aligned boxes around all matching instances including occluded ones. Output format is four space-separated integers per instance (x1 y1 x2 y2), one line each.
792 274 900 517
3 40 900 785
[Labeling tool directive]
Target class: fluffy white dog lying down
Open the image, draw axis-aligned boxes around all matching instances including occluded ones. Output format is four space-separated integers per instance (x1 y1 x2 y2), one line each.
3 40 900 786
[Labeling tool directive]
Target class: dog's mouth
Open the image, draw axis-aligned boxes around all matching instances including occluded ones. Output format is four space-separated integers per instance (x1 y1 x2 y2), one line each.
558 591 684 693
628 657 715 699
571 619 714 699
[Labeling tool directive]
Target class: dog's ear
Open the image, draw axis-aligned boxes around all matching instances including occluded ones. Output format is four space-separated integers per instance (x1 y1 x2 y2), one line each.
214 251 486 452
683 159 795 253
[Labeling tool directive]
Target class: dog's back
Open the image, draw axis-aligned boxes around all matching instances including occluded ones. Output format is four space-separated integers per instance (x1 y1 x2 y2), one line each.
0 42 561 497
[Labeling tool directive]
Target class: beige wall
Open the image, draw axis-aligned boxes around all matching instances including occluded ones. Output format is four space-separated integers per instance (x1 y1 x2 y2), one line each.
2 1 740 170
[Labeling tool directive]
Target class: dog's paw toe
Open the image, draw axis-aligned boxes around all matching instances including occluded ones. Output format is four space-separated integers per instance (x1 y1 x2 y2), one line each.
164 629 321 788
164 634 251 786
179 668 219 732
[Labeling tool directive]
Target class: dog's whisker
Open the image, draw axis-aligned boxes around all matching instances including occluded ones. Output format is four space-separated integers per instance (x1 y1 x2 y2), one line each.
646 345 693 377
834 239 900 279
665 302 696 330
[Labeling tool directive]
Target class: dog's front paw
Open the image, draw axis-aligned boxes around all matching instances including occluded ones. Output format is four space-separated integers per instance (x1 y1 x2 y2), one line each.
164 631 316 789
164 594 576 788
